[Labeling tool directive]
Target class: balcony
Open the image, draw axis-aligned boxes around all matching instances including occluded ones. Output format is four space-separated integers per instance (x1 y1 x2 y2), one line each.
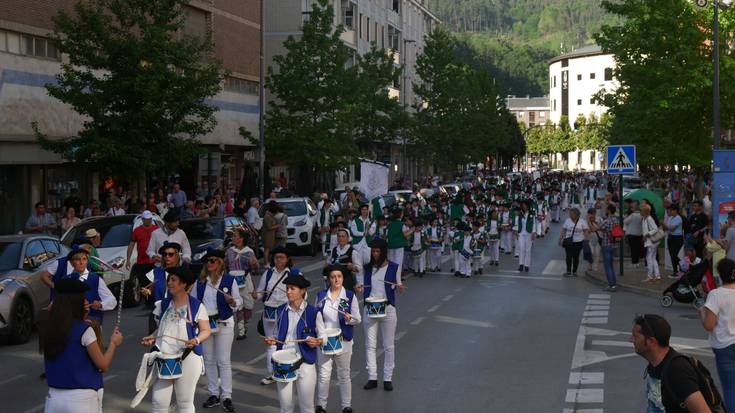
387 10 400 27
340 29 356 46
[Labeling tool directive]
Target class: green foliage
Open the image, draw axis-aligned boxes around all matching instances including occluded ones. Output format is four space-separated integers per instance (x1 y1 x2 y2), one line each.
36 0 224 179
525 114 608 156
595 0 733 167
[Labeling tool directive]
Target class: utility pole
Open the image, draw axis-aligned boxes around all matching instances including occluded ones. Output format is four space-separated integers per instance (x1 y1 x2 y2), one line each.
258 0 266 199
714 0 721 149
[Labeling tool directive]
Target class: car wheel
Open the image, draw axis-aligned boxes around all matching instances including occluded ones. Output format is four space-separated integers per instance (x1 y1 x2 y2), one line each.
123 273 142 308
10 297 33 344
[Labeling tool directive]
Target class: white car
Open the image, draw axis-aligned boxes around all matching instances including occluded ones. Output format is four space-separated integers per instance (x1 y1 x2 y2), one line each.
622 175 643 197
439 184 461 196
261 197 319 256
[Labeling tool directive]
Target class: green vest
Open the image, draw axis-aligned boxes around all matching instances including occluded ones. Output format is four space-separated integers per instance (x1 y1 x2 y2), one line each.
515 211 535 233
451 231 464 251
450 204 465 221
351 218 368 245
371 197 384 219
387 220 407 248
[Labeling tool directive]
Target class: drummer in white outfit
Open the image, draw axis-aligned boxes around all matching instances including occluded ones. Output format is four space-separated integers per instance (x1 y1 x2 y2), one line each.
252 246 296 385
314 265 361 413
355 239 406 392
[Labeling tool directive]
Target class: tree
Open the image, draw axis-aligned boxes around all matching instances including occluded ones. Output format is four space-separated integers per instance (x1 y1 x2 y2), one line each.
574 113 609 152
35 0 224 179
265 0 355 192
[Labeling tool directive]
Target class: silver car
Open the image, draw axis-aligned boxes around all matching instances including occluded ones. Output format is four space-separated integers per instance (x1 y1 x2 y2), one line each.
0 235 68 344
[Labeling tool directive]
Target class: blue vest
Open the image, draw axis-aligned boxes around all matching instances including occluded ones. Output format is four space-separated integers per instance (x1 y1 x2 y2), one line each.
45 320 103 390
316 289 354 341
160 295 203 356
275 303 319 364
152 267 168 303
263 267 300 302
50 258 93 300
61 272 104 322
363 261 399 307
195 274 235 320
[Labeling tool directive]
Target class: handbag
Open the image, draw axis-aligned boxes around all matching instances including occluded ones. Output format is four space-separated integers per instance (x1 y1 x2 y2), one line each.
611 223 624 239
562 219 578 247
646 217 665 242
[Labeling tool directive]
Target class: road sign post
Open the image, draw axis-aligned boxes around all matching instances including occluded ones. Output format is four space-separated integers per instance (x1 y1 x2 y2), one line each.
606 145 637 279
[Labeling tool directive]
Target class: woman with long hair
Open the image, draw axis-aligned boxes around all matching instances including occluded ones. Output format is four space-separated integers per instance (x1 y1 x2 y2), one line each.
193 249 242 412
42 279 123 412
641 204 662 282
559 208 589 277
61 207 81 233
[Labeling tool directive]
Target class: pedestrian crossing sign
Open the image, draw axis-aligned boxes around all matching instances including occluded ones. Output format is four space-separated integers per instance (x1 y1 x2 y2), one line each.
606 145 636 174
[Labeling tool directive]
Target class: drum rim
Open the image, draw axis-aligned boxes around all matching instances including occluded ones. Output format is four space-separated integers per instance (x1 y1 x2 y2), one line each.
272 350 302 364
365 296 388 303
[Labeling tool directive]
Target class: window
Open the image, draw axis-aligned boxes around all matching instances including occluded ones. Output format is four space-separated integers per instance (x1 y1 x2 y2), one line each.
359 13 363 39
561 58 569 68
577 99 582 105
553 100 557 111
342 1 354 29
224 77 258 95
392 0 400 13
590 98 595 104
590 72 596 79
24 240 48 270
1 30 60 60
553 76 557 88
529 112 535 122
577 74 582 81
41 240 61 259
366 17 370 42
388 25 400 51
604 67 613 81
590 151 595 164
0 242 22 271
381 26 384 48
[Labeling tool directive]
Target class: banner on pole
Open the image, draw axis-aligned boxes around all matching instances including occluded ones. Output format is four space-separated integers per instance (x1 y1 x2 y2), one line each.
359 160 389 201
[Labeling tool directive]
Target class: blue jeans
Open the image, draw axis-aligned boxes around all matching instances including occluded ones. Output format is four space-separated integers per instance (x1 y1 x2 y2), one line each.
713 343 735 413
602 245 616 287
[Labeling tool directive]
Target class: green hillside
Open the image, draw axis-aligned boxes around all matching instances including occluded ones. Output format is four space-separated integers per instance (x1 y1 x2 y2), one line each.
430 0 620 96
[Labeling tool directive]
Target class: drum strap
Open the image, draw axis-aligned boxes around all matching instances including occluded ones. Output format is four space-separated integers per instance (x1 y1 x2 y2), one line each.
274 358 303 375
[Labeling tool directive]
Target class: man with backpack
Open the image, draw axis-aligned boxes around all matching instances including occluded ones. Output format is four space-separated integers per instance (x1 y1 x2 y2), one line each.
632 314 725 413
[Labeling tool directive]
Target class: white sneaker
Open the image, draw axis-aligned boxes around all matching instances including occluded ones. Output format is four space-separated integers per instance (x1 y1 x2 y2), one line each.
260 376 275 385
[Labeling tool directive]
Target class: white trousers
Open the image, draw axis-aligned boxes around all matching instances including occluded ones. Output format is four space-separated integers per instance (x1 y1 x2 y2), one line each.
486 240 500 261
552 206 561 222
45 388 102 413
317 340 353 409
364 305 397 381
646 245 660 278
535 219 544 236
151 354 203 413
459 255 472 276
412 251 426 273
387 248 404 272
501 231 514 253
428 248 442 270
202 319 234 398
452 250 459 271
471 254 482 272
276 362 316 413
264 319 278 374
517 233 533 267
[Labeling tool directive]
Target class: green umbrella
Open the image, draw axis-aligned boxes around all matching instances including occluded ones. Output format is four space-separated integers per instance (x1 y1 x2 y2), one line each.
624 189 664 220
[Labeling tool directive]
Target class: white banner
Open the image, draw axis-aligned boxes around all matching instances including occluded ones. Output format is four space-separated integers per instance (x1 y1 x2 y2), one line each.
360 160 389 200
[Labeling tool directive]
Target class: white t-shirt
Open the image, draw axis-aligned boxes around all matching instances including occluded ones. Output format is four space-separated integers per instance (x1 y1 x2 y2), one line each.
153 299 208 356
562 218 589 242
81 326 97 347
704 287 735 349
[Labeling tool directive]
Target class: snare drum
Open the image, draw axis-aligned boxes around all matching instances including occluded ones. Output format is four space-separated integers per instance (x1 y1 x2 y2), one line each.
230 270 246 287
365 296 387 319
321 328 344 355
271 350 302 383
473 249 482 258
263 305 278 322
156 356 183 380
460 250 472 259
430 242 442 249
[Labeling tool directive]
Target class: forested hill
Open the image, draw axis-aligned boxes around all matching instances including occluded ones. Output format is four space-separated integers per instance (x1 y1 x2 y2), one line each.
430 0 620 96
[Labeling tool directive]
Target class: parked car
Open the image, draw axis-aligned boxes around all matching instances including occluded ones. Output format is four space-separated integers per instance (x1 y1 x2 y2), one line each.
60 214 164 308
0 234 69 344
388 190 421 206
183 216 248 274
440 184 461 196
622 174 643 197
260 197 319 255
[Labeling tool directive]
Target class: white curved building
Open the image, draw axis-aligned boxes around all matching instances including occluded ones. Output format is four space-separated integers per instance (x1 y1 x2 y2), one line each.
548 44 617 171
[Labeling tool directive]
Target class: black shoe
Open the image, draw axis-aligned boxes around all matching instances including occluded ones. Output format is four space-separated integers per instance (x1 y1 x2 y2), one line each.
454 271 461 277
479 268 483 274
222 398 236 412
518 265 524 271
236 334 246 341
364 380 378 390
315 406 327 413
384 381 394 391
450 268 454 272
524 266 529 272
343 408 353 413
202 395 220 408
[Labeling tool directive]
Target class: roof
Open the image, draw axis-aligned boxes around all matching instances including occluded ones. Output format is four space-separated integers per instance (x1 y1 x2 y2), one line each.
549 44 607 65
506 96 549 110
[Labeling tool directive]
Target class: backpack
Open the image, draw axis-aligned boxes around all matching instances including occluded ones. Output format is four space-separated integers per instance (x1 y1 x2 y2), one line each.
662 353 726 412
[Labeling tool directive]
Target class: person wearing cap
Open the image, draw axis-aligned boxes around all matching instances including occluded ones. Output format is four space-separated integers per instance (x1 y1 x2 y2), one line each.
350 204 372 265
355 239 405 392
147 211 192 263
252 246 301 385
140 266 211 413
42 279 123 413
127 211 159 299
48 242 118 323
193 249 242 412
514 199 537 273
142 242 183 332
83 228 104 272
326 227 361 291
262 274 324 413
42 237 91 290
314 265 361 413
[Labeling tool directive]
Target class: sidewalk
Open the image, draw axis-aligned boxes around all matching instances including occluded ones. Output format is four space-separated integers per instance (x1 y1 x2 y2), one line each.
584 260 670 298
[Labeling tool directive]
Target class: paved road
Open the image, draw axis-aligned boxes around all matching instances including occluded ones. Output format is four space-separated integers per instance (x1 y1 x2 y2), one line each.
0 221 716 412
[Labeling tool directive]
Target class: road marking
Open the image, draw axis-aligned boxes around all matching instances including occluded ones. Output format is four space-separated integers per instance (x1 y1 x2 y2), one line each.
441 294 454 302
581 317 608 324
586 299 610 305
585 305 609 311
0 374 25 386
395 330 407 341
410 316 426 326
542 259 566 275
479 273 562 281
583 311 609 317
588 294 610 299
562 409 603 413
565 388 604 403
454 287 462 292
427 304 441 312
569 372 604 385
433 315 493 328
246 352 268 365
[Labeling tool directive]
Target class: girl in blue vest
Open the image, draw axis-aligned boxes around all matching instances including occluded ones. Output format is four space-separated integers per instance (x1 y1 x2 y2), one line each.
262 274 324 413
42 278 123 413
314 265 361 413
194 249 242 412
143 242 182 333
355 239 405 392
140 266 211 413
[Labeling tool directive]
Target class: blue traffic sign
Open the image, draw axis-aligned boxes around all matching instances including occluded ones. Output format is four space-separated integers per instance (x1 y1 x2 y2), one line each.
606 145 636 174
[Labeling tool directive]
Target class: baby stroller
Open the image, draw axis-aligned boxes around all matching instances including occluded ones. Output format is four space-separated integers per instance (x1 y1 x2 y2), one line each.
660 261 709 308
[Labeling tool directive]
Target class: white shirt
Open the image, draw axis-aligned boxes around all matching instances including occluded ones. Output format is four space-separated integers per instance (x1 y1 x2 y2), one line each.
106 207 126 216
247 207 262 230
704 287 735 349
256 267 290 307
191 275 242 321
280 301 325 356
316 287 361 342
153 299 208 356
74 268 117 311
562 218 589 242
364 264 402 300
146 227 192 262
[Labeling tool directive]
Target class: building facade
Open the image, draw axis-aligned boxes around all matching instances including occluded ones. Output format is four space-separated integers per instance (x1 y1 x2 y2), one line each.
0 0 260 234
548 44 617 171
264 0 439 188
506 95 550 129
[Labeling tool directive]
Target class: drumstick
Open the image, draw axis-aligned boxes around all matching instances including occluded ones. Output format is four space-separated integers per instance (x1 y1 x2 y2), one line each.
154 334 189 343
382 280 405 288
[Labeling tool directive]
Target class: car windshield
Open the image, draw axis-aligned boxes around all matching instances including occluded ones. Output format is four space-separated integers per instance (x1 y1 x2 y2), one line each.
623 177 642 189
280 202 307 217
0 242 22 271
99 223 133 248
180 219 224 240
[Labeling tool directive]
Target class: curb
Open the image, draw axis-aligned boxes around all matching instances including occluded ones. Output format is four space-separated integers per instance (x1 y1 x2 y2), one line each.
583 269 663 299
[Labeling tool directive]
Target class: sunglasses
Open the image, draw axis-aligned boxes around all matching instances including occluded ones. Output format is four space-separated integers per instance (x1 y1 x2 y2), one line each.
635 314 657 340
206 258 220 264
161 252 178 257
